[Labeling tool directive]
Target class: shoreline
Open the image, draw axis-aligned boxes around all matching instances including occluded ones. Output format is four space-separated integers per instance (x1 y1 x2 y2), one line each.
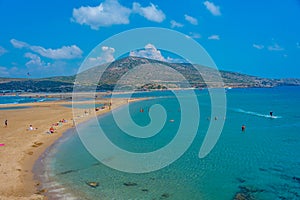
33 126 80 199
0 98 134 200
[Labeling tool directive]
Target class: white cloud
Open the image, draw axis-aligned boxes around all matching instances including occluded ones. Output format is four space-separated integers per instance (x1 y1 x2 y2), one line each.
87 46 115 66
130 43 166 61
268 43 284 51
253 44 264 49
30 45 82 59
132 2 166 23
10 39 29 48
0 46 7 56
24 53 51 69
208 34 220 40
72 1 166 30
166 57 187 63
0 66 10 76
170 20 184 28
184 14 198 25
23 53 77 77
72 0 131 30
129 44 187 63
203 1 221 16
0 66 22 77
10 39 83 59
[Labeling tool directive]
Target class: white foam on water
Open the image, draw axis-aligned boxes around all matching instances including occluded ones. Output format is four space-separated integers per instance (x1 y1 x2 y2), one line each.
48 187 66 193
41 180 80 200
233 108 282 119
43 181 61 188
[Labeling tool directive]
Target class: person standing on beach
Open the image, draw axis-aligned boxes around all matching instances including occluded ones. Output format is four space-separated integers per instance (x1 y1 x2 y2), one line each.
4 119 7 128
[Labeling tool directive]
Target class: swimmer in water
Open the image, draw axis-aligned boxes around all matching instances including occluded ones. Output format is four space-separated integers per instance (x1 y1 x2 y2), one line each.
270 111 273 117
241 125 246 132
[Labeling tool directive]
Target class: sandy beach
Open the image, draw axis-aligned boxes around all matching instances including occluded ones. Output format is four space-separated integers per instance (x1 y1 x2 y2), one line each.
0 98 130 200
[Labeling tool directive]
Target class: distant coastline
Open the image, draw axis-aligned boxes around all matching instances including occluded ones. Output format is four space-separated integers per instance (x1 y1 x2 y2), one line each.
1 57 300 94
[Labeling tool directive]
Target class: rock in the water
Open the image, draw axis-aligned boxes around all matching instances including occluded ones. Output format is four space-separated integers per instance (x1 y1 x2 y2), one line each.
234 193 248 200
259 168 267 172
86 181 99 188
123 182 138 186
293 176 300 183
236 178 246 183
233 185 265 200
239 185 264 193
161 193 170 198
58 170 76 175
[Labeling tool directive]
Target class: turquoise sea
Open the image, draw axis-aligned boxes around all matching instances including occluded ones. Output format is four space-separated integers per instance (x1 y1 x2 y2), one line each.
62 103 104 109
35 87 300 200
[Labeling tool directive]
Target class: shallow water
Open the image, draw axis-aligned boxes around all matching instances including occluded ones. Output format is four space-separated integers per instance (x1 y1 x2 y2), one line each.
61 103 104 109
35 87 300 200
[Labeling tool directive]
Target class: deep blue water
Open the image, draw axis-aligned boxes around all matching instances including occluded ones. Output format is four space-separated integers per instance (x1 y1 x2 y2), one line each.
0 106 31 110
35 87 300 200
0 96 58 104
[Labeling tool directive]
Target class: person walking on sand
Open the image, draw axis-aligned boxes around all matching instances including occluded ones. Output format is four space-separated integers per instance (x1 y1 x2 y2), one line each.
4 119 7 128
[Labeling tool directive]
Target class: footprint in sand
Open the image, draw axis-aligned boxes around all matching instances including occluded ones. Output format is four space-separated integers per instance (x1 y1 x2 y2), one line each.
35 189 47 195
31 142 43 148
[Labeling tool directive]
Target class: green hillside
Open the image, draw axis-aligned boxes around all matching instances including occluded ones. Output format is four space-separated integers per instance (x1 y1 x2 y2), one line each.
0 57 299 93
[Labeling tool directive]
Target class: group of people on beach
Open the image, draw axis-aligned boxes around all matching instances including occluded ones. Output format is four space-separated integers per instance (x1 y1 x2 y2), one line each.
47 119 68 134
52 119 67 126
3 119 57 133
20 118 68 134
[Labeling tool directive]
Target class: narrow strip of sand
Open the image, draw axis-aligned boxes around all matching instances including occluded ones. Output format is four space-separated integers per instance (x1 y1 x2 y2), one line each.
0 98 131 200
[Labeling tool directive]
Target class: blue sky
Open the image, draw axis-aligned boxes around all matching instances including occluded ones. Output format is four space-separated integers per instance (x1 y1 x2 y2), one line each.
0 0 299 78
